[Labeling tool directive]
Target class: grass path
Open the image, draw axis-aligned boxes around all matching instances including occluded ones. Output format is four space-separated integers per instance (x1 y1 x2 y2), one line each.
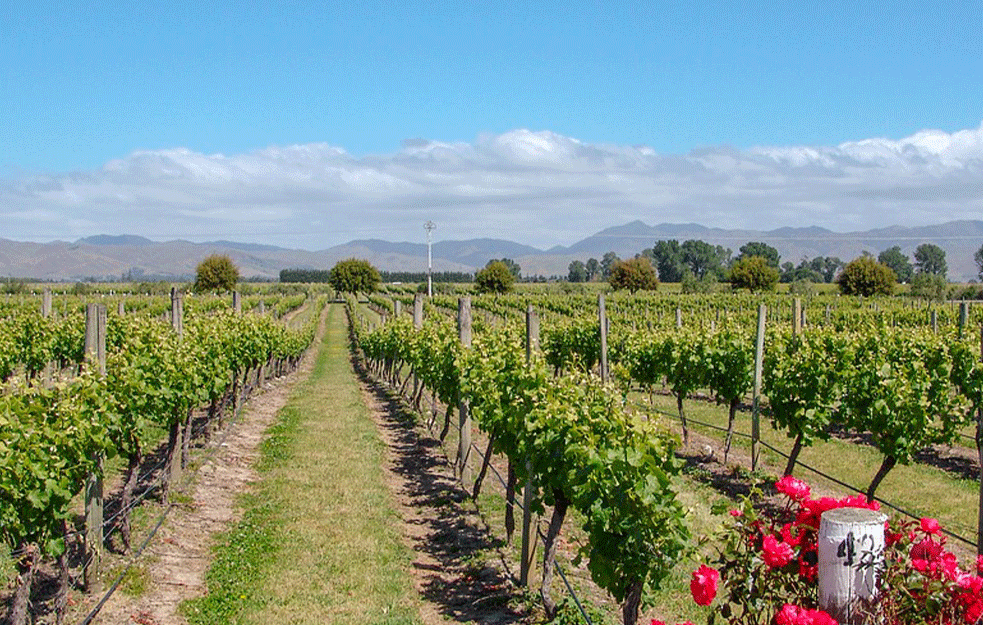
183 304 420 625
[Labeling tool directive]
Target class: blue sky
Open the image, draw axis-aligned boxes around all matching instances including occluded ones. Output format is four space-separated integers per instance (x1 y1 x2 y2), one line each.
1 0 982 248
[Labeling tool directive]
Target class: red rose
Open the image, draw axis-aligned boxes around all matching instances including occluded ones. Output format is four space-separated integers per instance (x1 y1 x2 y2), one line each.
690 564 719 606
776 476 811 501
762 535 795 568
920 517 941 535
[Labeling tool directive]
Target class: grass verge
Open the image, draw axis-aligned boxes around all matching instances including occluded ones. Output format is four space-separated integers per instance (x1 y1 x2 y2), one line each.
182 304 420 625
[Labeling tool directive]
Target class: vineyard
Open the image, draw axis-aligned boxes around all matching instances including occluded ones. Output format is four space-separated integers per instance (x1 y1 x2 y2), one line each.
351 289 983 624
0 287 322 625
3 284 983 625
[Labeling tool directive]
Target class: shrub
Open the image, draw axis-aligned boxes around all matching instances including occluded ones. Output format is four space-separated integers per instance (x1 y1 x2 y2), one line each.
730 256 779 292
474 260 515 294
329 258 381 295
609 257 659 293
836 256 895 296
194 255 240 293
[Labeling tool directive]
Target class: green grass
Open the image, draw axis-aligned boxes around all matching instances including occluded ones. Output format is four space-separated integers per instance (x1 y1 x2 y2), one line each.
182 304 421 625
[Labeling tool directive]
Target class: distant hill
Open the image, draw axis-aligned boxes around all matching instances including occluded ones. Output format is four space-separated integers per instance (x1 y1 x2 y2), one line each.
1 220 980 281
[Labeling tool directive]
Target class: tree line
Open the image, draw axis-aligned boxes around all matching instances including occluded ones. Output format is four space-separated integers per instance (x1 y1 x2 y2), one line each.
568 239 983 297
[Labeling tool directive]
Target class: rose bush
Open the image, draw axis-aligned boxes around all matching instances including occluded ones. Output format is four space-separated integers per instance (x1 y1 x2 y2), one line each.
652 477 983 624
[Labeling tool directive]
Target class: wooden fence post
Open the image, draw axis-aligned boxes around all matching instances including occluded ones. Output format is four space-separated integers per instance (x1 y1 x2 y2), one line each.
818 507 887 624
598 294 609 383
170 287 183 339
412 294 423 401
84 304 107 592
520 305 540 587
751 304 766 471
457 297 472 485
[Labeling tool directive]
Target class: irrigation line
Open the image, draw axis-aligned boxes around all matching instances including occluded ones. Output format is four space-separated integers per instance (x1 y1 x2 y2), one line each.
77 503 173 625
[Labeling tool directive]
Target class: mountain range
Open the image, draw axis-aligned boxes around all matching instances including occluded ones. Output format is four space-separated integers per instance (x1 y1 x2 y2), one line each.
1 220 981 282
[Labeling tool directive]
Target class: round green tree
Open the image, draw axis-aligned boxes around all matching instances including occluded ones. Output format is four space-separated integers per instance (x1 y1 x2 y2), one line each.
475 260 516 293
194 255 240 293
729 256 779 292
608 257 658 293
329 258 381 294
836 256 896 296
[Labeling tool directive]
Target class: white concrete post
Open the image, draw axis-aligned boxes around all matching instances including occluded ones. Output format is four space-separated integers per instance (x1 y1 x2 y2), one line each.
818 507 887 625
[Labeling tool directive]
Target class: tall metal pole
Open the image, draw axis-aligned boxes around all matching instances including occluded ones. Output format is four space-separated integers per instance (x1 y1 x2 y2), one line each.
424 220 436 297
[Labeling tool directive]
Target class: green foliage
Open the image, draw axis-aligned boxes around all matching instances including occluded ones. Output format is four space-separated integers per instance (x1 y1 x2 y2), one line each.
787 279 815 296
681 271 718 294
71 281 91 295
729 256 779 292
194 255 240 293
914 243 947 278
737 242 780 268
840 329 965 495
910 272 946 300
568 260 588 283
0 278 27 295
975 244 983 281
763 330 851 449
280 268 330 283
836 256 896 296
651 240 684 283
680 239 731 280
475 260 516 294
329 258 381 294
878 245 913 283
488 257 521 278
609 257 659 294
356 314 691 613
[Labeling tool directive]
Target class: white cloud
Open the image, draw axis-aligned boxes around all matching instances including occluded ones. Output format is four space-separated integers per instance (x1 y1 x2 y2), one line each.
2 123 983 249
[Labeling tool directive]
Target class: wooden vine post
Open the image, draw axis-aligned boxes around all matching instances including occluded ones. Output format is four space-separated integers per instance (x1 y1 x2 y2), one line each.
751 304 766 471
457 297 473 485
793 298 802 335
41 289 53 385
959 302 969 338
83 303 107 592
818 507 887 624
169 288 185 487
598 294 609 383
170 287 184 339
520 305 540 587
233 290 242 314
412 294 423 404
